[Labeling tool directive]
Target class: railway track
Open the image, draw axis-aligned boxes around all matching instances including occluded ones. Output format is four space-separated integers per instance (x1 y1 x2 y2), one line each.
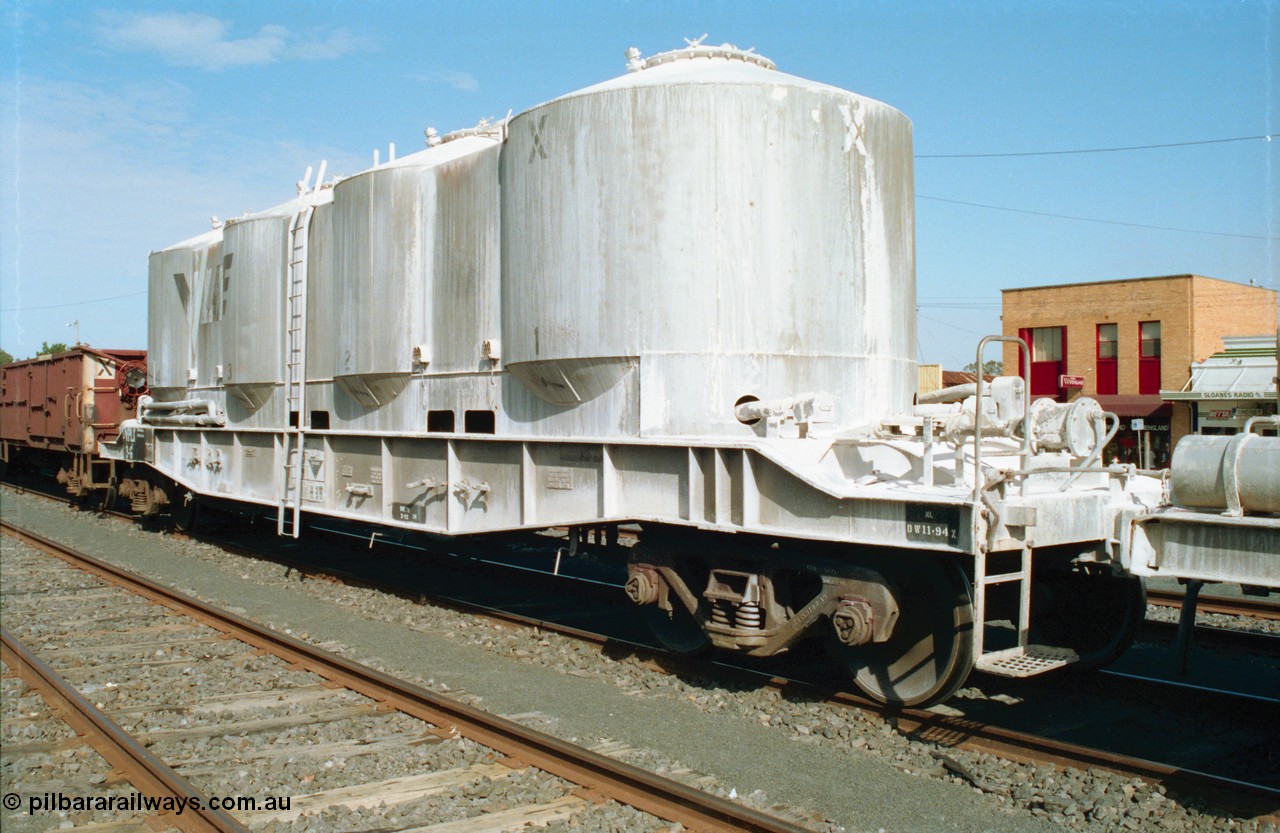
1146 587 1280 620
249 545 1280 812
4 483 1278 827
183 521 1280 812
0 521 813 833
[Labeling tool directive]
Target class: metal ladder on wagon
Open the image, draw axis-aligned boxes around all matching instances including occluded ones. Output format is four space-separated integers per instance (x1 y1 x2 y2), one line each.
971 543 1077 676
969 335 1079 678
278 161 326 538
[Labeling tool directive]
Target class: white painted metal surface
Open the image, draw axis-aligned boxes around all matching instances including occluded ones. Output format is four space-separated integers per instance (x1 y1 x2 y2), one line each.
328 135 501 398
502 47 915 438
1169 432 1280 514
221 198 295 413
146 229 221 397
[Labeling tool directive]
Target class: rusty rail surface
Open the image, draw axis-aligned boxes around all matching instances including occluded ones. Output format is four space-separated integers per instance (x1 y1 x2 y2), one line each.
0 521 811 833
1147 587 1280 621
0 629 249 833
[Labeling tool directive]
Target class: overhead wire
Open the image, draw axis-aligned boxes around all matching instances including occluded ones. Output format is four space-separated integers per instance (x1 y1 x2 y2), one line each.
916 131 1276 240
0 291 146 313
917 195 1275 240
916 133 1278 159
916 312 993 338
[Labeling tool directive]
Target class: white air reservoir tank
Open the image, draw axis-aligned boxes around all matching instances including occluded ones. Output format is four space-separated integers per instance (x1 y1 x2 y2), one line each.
501 43 917 438
1170 433 1280 514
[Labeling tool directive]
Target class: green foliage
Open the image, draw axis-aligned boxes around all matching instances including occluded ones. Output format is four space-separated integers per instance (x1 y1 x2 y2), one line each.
0 348 12 365
38 341 69 356
964 359 1004 376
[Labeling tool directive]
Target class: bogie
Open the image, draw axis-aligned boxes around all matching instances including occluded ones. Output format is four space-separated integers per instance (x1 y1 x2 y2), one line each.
626 535 973 707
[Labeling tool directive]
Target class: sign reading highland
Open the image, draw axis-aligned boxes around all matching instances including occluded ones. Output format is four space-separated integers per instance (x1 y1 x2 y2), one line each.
1161 335 1278 431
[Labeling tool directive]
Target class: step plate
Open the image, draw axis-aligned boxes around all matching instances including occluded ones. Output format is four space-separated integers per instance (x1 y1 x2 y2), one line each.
975 645 1079 678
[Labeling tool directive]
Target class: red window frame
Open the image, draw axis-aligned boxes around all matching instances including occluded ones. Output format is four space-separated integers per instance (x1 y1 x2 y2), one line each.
1018 326 1066 399
1096 323 1118 396
1138 321 1161 395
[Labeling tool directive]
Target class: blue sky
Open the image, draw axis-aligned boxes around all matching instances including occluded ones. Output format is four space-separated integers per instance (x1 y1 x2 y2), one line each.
2 0 1276 367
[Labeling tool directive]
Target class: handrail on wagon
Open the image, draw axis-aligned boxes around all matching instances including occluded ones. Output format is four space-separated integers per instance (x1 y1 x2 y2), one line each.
972 336 1032 502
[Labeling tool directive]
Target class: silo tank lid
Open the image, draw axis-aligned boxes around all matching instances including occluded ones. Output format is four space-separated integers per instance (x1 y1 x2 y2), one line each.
625 37 775 73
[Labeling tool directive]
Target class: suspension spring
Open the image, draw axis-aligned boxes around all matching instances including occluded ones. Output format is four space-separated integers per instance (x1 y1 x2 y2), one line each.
735 602 763 630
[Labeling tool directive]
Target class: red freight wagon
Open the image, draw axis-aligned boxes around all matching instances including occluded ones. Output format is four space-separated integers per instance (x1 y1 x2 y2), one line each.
1 345 147 497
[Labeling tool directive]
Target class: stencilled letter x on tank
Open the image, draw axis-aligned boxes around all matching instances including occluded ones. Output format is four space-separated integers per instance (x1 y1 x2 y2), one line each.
528 115 548 161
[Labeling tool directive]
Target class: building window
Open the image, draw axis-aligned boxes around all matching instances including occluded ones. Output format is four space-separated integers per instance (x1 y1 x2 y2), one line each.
1031 327 1064 361
1096 323 1118 395
1139 321 1161 357
1139 321 1161 394
1018 326 1066 398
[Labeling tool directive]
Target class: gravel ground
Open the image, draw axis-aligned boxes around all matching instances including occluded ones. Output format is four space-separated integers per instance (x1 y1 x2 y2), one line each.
2 487 1276 833
1 662 183 833
1144 601 1280 635
1 531 659 833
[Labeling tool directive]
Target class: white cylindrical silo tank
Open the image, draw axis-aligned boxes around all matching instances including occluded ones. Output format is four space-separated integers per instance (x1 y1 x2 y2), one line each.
222 189 333 416
501 43 916 438
220 200 290 412
147 228 222 399
326 130 503 412
306 199 339 382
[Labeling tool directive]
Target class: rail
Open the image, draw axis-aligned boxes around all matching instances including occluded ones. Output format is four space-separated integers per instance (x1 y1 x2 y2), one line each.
194 520 1280 812
1 629 248 833
5 491 1278 816
50 510 1271 814
0 521 811 833
1147 587 1280 621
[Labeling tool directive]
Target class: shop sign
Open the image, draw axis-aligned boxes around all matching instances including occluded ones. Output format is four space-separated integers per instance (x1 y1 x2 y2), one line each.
1197 391 1271 399
1207 409 1232 420
1059 374 1085 388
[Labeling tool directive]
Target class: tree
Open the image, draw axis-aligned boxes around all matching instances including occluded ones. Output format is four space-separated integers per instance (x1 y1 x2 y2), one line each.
37 341 69 357
0 348 12 365
964 359 1003 376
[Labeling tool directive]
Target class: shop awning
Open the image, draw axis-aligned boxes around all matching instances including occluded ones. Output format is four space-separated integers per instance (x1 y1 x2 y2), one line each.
1093 395 1172 418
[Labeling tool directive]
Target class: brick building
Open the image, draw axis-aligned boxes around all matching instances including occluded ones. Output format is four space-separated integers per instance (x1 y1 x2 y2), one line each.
1161 335 1278 435
1001 274 1278 466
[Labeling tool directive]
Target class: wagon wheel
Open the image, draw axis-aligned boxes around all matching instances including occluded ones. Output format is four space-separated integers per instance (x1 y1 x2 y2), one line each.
640 601 711 655
1031 570 1145 669
631 547 711 656
171 489 200 533
102 479 119 512
827 554 975 708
